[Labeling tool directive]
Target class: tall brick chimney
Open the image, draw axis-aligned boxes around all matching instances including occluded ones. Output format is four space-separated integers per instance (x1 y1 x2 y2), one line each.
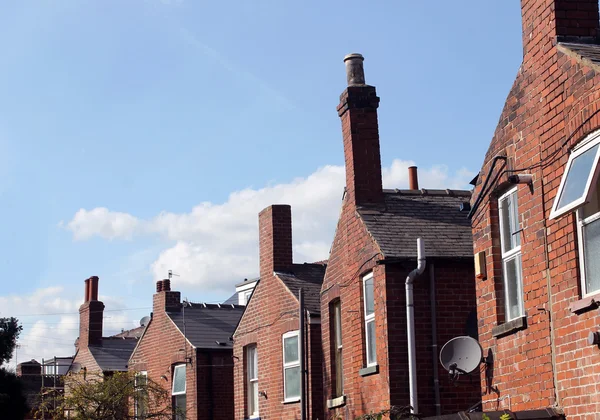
78 276 104 348
153 279 181 314
259 204 293 279
338 53 383 207
522 0 599 59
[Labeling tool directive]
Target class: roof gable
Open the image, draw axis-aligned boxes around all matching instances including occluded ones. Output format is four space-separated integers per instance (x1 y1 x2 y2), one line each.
275 263 326 314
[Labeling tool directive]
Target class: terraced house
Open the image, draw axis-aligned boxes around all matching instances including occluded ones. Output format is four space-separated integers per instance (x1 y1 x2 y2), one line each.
469 1 600 418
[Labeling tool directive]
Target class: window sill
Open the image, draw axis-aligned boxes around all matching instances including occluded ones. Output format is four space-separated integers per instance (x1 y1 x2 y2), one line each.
359 364 379 377
282 398 300 404
491 316 527 338
327 395 346 409
570 292 600 314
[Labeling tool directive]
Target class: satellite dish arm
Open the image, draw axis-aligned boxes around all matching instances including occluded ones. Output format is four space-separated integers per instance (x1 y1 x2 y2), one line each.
406 238 426 415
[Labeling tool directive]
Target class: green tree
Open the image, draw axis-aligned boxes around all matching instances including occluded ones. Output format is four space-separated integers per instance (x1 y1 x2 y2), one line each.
35 370 184 420
0 317 28 419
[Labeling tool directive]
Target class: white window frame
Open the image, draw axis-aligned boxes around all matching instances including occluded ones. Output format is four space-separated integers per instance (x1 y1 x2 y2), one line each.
363 272 376 367
172 364 186 420
577 206 600 296
282 330 301 402
246 345 259 418
243 290 252 305
550 132 600 219
134 371 148 420
498 186 524 321
332 300 343 397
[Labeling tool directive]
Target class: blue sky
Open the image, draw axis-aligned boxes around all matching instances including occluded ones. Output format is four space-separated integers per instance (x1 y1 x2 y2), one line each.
0 0 523 363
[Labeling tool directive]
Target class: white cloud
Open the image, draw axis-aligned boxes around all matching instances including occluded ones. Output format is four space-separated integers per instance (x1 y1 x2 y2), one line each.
0 288 138 367
63 160 474 296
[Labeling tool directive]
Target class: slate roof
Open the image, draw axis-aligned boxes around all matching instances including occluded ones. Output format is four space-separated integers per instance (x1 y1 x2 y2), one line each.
276 263 327 314
558 42 600 70
358 189 473 259
111 325 145 338
222 293 238 305
88 338 138 371
235 277 259 287
167 304 245 349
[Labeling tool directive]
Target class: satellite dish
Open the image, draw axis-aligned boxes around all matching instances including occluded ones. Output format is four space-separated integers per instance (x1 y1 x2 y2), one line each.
440 336 483 375
140 316 151 327
71 363 81 374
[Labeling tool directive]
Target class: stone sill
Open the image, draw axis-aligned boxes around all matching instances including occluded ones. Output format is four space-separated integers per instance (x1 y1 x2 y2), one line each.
491 316 527 338
327 395 346 409
282 398 300 405
570 292 600 314
359 364 379 377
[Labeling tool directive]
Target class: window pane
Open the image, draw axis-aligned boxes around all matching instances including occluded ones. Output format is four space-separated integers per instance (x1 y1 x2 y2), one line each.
172 365 186 394
364 277 374 316
557 144 599 211
500 191 520 253
584 217 600 294
284 366 301 399
366 320 376 365
175 394 186 420
247 346 257 380
503 254 523 320
334 302 342 348
284 335 299 364
250 381 258 415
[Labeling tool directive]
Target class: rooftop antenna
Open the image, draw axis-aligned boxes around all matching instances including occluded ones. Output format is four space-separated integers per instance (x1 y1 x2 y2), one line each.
168 270 180 280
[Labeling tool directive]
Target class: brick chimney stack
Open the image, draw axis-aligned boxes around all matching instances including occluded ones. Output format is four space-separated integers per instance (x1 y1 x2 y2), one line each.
521 0 599 60
78 276 104 348
153 279 181 314
259 205 293 279
338 53 383 207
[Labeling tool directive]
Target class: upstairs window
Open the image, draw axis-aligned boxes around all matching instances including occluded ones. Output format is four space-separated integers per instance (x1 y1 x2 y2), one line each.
282 331 300 402
331 300 344 397
172 364 186 420
363 272 376 366
499 187 524 321
551 133 600 219
551 132 600 296
246 345 259 418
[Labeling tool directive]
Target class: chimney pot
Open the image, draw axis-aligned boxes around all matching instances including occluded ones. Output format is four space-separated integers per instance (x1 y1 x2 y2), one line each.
156 281 163 293
344 53 365 86
89 276 99 301
84 278 90 302
162 279 171 291
408 166 419 190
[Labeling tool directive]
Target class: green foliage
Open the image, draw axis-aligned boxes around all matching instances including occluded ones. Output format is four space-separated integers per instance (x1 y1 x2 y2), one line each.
354 405 416 420
482 415 491 420
0 317 22 365
0 368 28 419
35 370 183 420
500 414 512 420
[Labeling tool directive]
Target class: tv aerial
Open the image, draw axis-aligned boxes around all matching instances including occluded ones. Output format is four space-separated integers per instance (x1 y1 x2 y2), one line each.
440 336 484 382
140 316 151 327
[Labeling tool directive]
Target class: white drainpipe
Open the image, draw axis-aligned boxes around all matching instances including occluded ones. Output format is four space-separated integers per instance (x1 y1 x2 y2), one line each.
406 237 426 414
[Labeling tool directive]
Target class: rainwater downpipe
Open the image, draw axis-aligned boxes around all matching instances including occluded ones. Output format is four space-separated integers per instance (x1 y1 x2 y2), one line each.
429 263 441 417
406 238 426 415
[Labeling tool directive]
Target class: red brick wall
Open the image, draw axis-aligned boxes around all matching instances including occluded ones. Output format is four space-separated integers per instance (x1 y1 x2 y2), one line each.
471 1 600 418
130 288 235 420
233 275 322 419
78 300 104 348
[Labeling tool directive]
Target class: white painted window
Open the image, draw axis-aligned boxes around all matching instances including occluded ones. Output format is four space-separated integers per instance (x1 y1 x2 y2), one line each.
243 290 252 305
332 300 343 397
577 177 600 296
246 345 259 417
499 187 524 321
363 272 376 366
134 371 147 420
550 131 600 219
172 364 186 420
282 331 301 402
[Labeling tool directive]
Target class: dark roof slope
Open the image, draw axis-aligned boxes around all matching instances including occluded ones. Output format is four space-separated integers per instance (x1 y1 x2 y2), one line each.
558 42 600 71
222 293 238 305
276 263 327 314
358 189 473 259
167 304 245 349
89 338 138 371
111 325 145 338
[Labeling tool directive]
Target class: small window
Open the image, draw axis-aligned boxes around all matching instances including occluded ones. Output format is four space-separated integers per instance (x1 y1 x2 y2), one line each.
172 364 186 420
283 331 301 401
331 300 343 397
550 133 600 219
134 371 148 420
363 272 376 366
498 187 524 321
246 345 259 417
243 290 252 305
